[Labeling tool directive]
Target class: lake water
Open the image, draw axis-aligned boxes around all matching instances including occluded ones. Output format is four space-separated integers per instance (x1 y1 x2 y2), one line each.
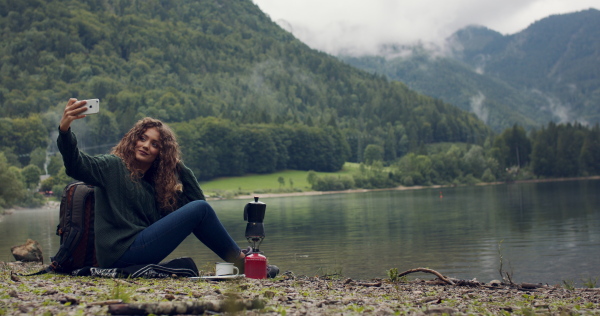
2 179 599 286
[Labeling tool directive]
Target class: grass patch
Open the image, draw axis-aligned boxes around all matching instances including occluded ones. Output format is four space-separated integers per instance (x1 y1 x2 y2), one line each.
199 163 361 197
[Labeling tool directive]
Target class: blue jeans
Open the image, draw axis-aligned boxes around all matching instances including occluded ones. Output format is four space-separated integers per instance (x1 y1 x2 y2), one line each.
111 200 241 268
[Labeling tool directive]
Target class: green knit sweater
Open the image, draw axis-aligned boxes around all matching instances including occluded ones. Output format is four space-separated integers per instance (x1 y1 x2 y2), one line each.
57 128 205 267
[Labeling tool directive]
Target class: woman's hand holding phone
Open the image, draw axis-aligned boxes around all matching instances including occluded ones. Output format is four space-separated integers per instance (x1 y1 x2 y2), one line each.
59 98 97 132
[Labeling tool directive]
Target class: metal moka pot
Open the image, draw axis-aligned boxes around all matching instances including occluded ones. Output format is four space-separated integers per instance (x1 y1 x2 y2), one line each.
244 196 266 251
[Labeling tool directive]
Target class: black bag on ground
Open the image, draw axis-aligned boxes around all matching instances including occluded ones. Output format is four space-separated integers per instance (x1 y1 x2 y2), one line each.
71 257 199 278
26 182 97 275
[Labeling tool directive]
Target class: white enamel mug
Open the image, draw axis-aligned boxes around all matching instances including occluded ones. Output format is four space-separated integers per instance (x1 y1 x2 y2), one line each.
215 262 239 276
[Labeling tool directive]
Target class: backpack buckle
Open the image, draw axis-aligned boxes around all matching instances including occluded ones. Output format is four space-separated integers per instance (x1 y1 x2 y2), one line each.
49 261 60 271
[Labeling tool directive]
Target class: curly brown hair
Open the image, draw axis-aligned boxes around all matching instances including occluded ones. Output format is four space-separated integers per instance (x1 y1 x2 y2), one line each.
111 117 182 214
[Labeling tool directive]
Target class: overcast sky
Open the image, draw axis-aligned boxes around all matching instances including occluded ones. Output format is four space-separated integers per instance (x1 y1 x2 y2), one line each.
252 0 599 55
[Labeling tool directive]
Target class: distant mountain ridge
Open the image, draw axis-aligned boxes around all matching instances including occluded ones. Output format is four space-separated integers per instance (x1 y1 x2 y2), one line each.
339 9 600 132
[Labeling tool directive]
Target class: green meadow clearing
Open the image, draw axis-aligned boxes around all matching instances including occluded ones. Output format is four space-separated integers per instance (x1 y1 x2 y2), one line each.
199 163 361 198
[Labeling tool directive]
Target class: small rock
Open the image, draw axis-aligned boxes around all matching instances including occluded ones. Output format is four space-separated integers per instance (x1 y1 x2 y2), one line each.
238 284 249 290
342 298 355 305
10 272 20 282
11 239 43 263
18 305 30 313
43 289 58 295
224 292 242 299
419 296 440 304
164 294 175 301
488 279 503 287
263 290 276 298
424 307 457 314
501 306 514 312
521 282 545 289
58 294 79 305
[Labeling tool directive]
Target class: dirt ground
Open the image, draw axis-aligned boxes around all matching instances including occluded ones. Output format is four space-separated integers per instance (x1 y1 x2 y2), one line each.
1 261 599 315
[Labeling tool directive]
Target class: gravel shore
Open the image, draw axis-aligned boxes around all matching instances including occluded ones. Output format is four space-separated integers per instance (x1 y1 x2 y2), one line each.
1 261 599 315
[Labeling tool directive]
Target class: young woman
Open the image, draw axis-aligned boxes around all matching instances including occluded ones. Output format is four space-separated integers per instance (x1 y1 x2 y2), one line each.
58 98 246 269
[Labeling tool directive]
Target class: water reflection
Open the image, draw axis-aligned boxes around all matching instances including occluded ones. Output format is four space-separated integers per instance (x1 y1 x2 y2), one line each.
1 180 598 286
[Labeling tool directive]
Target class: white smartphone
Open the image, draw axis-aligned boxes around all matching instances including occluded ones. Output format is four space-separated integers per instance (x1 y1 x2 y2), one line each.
80 99 100 115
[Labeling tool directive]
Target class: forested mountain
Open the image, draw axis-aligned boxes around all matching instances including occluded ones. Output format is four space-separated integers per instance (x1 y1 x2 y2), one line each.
0 0 490 179
339 9 600 132
2 0 600 209
339 47 547 132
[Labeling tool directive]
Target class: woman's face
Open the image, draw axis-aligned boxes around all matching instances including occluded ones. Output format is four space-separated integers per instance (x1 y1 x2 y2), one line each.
135 127 161 171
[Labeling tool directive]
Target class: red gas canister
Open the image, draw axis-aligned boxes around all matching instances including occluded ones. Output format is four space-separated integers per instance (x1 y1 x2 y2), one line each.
244 252 267 279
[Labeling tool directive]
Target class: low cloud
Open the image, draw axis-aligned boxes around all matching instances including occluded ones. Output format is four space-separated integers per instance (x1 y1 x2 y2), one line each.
470 92 489 123
532 89 585 124
254 0 598 56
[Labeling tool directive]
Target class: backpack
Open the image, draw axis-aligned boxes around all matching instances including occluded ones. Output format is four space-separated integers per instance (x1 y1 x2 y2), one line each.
25 182 97 275
52 181 98 273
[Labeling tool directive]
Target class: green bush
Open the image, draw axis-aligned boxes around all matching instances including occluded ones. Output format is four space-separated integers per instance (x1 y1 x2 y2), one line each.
401 175 414 186
481 168 496 183
312 175 354 191
461 174 480 185
18 191 46 208
0 154 26 208
21 164 42 189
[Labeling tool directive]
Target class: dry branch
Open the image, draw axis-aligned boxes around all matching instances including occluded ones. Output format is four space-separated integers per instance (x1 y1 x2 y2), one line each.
397 268 455 285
